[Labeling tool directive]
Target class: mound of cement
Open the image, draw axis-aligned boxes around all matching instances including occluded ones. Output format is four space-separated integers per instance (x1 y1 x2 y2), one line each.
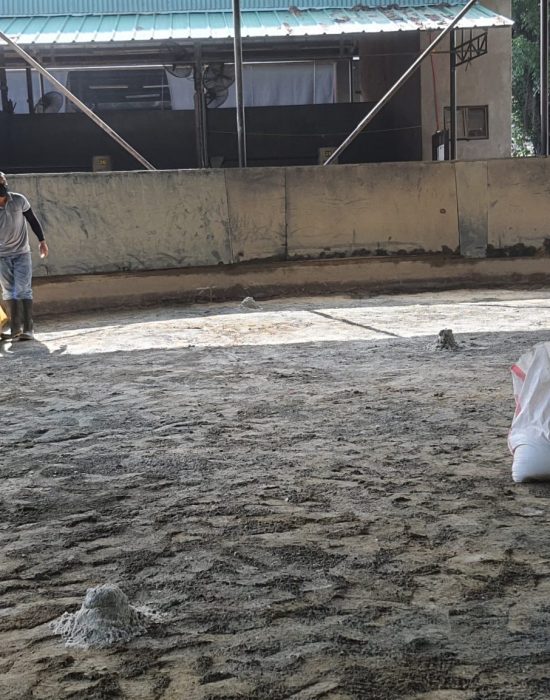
51 584 153 649
240 296 262 310
436 328 459 351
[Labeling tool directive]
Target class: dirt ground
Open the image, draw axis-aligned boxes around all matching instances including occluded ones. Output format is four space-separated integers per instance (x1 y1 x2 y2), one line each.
1 288 550 700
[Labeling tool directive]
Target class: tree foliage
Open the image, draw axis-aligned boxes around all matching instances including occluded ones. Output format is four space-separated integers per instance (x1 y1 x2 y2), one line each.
512 0 541 153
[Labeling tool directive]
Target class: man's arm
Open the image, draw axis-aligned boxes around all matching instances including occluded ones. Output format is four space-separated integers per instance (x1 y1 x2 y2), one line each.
23 208 45 242
23 208 49 258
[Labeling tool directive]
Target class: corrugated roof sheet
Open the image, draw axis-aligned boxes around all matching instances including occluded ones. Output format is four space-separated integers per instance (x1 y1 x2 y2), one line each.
0 0 467 14
0 5 512 44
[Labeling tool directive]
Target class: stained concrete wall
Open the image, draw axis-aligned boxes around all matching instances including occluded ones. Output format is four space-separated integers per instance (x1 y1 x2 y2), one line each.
487 159 550 250
285 162 458 257
34 256 550 317
8 157 550 278
11 169 287 277
455 161 488 258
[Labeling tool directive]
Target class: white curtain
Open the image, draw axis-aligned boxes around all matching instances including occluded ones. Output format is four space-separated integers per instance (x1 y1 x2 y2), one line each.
165 71 195 110
5 63 336 112
167 61 336 110
5 69 69 113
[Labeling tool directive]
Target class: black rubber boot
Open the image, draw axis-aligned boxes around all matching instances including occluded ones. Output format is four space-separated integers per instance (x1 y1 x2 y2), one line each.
19 300 34 341
7 299 22 340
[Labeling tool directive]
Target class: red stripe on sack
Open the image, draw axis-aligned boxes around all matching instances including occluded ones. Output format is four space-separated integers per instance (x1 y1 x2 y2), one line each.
511 365 526 381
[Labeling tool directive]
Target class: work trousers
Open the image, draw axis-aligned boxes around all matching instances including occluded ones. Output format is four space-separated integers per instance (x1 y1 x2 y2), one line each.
0 252 33 301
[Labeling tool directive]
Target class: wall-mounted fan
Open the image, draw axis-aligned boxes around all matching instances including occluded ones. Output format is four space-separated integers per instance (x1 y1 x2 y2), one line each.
161 41 193 79
34 91 64 113
203 63 235 108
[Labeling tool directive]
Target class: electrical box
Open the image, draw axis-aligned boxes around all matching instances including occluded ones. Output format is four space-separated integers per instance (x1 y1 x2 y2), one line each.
318 146 338 165
431 131 449 161
92 155 112 172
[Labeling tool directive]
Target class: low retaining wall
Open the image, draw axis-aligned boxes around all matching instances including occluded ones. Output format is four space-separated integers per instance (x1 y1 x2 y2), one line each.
33 256 550 316
9 157 550 279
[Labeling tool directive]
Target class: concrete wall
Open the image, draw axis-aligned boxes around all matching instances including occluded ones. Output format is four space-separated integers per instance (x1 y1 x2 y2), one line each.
12 169 287 277
8 157 550 278
34 256 550 317
488 159 550 250
420 1 512 161
285 162 458 257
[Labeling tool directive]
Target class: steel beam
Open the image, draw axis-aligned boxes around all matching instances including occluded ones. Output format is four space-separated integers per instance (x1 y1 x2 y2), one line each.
0 68 9 113
450 29 457 160
193 44 207 168
232 0 247 167
25 66 34 113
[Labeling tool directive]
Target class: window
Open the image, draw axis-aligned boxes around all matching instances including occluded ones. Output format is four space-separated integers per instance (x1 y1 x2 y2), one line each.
66 68 171 111
444 105 488 140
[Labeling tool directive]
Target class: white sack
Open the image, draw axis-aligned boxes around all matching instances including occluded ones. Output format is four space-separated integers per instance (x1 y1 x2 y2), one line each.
509 342 550 482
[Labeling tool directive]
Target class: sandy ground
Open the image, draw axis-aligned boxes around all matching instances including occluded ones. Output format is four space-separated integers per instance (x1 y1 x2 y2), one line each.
1 288 550 700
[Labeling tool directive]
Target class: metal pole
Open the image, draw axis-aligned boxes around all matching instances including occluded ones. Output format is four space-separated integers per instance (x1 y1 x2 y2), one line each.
324 0 479 165
541 0 549 155
449 29 457 160
25 66 34 114
0 29 156 170
193 46 206 168
0 66 9 113
200 68 210 167
232 0 247 167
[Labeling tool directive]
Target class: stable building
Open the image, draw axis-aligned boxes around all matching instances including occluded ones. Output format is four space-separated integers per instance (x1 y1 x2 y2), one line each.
0 0 512 171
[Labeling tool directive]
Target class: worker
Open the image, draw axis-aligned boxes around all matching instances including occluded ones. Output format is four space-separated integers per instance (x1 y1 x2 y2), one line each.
0 172 48 341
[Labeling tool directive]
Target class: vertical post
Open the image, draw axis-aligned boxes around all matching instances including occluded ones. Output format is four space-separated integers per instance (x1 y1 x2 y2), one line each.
200 66 210 167
25 67 34 113
449 29 457 160
0 65 10 113
193 45 206 168
335 59 351 103
541 0 549 155
232 0 247 166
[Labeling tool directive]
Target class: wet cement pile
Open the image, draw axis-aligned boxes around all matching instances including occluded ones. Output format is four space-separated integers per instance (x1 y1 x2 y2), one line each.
436 328 459 350
51 584 154 649
1 293 550 699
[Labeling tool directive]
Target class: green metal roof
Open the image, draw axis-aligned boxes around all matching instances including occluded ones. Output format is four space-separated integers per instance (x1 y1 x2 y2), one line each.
1 0 467 13
0 5 512 44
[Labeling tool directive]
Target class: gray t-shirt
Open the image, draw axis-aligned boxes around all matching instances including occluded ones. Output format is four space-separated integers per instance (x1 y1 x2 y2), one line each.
0 192 31 257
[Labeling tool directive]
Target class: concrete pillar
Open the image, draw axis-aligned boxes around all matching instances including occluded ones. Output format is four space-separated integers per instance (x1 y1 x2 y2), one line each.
456 161 488 257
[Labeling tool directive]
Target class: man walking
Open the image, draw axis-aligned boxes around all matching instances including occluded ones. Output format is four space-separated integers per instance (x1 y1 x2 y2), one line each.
0 172 48 341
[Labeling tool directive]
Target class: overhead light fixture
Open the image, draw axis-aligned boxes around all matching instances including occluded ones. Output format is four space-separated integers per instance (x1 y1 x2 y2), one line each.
125 93 160 99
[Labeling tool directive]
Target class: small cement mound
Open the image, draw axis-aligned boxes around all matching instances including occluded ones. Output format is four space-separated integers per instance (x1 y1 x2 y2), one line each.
51 584 155 649
436 328 459 351
240 296 262 310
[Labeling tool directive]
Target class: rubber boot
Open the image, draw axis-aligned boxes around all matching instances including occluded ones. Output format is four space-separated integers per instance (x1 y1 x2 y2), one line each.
3 299 22 341
19 299 34 341
0 301 10 340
